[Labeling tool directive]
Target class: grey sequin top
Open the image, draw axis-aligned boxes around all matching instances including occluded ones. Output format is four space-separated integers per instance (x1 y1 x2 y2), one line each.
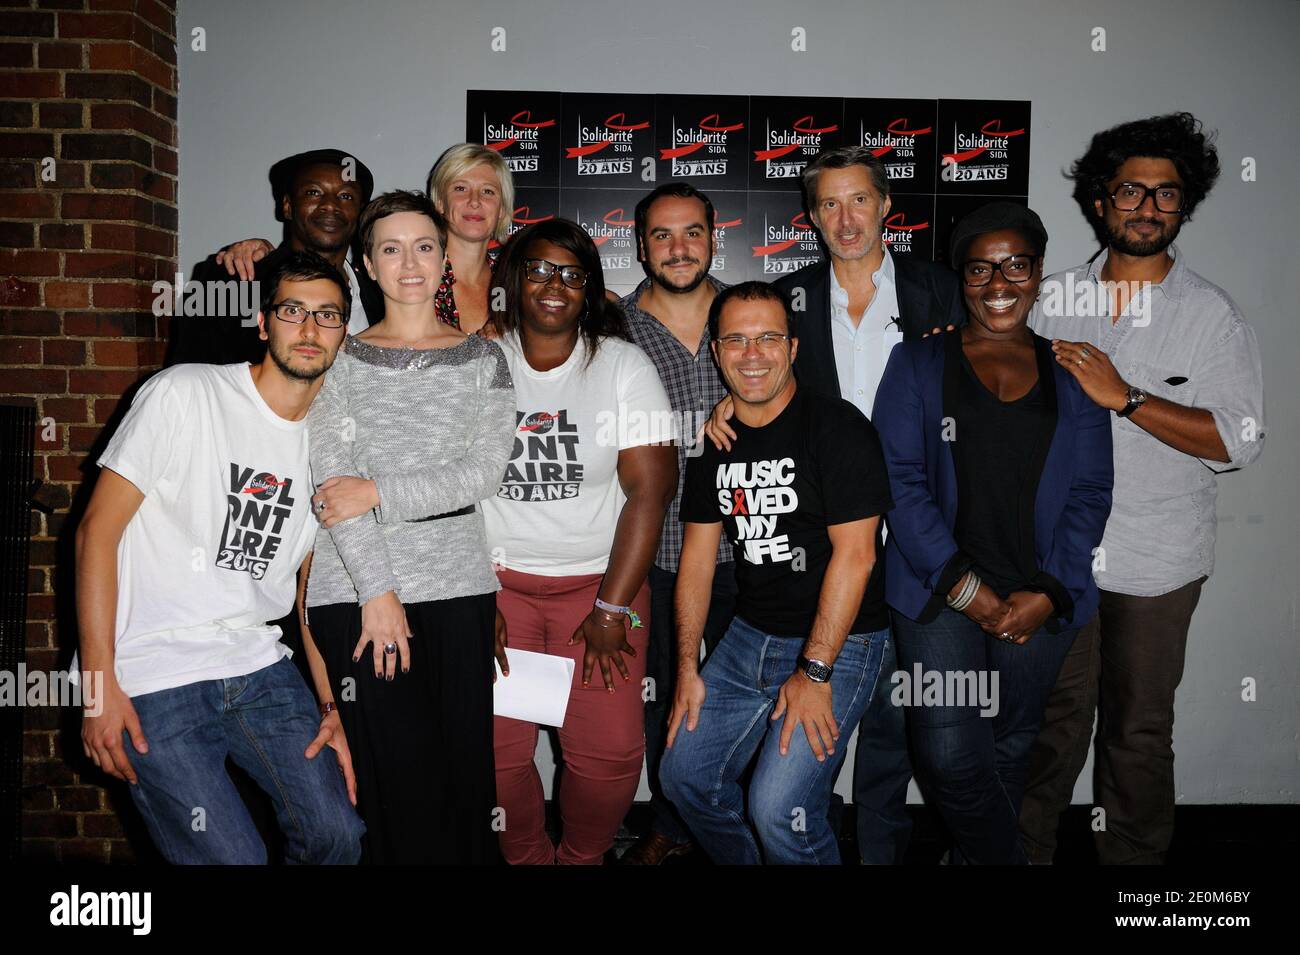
305 334 515 608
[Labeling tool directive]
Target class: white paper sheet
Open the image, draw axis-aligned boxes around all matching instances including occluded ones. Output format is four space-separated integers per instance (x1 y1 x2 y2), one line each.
493 648 576 727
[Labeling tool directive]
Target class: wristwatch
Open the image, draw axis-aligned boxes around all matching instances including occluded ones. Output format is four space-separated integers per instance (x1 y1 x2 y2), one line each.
798 655 833 684
1116 386 1147 418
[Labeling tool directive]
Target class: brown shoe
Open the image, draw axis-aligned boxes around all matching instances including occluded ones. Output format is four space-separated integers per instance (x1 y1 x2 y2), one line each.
619 831 694 865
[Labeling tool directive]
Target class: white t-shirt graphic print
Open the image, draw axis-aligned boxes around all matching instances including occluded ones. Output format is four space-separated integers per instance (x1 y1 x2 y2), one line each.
482 331 674 576
87 363 317 697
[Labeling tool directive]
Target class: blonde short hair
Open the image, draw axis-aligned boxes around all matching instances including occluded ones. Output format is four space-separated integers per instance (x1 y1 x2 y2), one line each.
425 143 516 243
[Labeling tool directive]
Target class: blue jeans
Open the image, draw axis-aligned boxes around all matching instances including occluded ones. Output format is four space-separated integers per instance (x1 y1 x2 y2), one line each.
125 658 365 864
661 615 888 864
892 608 1074 865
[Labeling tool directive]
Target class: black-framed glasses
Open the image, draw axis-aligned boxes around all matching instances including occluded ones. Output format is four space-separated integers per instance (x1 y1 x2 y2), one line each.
1108 182 1184 214
524 258 588 289
270 302 346 328
715 332 791 352
961 254 1040 287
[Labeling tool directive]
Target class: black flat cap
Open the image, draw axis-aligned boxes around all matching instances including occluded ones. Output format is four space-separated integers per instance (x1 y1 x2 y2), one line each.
949 201 1048 264
269 148 374 206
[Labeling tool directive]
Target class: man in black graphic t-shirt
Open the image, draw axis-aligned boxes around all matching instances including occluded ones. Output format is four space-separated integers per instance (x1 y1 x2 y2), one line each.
660 281 894 865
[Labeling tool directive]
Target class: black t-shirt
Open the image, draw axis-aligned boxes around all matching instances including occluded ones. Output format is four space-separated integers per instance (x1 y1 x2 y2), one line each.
952 352 1049 597
680 386 893 637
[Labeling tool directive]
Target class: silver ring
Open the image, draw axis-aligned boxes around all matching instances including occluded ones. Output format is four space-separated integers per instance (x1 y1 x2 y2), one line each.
384 642 397 655
1076 358 1084 366
315 500 327 513
1000 632 1012 641
1080 346 1091 358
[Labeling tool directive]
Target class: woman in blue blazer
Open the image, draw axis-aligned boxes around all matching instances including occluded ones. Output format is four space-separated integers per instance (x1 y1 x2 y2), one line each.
872 203 1113 864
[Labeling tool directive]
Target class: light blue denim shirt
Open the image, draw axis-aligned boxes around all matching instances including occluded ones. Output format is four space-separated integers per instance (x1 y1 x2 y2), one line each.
1029 244 1265 596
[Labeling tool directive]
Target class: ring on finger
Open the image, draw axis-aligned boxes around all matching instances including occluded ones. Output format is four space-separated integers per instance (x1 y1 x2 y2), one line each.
384 642 397 655
315 500 327 513
1080 346 1091 358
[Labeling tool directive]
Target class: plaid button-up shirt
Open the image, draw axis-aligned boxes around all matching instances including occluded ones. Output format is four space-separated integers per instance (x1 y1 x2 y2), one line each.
621 276 733 572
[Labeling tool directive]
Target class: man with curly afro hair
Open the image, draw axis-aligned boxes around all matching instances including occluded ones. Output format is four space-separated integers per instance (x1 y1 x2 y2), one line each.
1023 113 1266 864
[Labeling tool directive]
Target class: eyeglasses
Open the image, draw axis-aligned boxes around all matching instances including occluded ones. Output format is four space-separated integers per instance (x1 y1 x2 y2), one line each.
524 258 588 289
1108 182 1184 214
961 254 1040 287
715 332 791 352
270 302 346 328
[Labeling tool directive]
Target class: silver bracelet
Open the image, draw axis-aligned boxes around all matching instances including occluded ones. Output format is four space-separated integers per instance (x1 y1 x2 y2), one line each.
947 571 981 612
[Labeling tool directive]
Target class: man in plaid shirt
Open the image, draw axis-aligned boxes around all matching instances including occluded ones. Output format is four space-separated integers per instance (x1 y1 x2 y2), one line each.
618 183 739 865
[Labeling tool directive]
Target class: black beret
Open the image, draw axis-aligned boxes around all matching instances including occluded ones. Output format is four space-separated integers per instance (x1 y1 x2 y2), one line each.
949 201 1048 264
269 148 374 206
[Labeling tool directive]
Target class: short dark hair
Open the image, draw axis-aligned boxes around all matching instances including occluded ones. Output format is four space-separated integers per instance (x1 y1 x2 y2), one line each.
1070 112 1221 222
634 182 716 253
260 250 351 320
801 146 891 210
358 190 448 257
708 281 791 341
491 218 628 365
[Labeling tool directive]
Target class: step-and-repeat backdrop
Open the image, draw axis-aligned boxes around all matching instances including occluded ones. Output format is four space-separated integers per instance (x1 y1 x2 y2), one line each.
468 91 1030 294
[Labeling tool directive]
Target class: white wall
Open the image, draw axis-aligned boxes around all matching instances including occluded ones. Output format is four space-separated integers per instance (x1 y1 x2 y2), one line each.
178 0 1300 804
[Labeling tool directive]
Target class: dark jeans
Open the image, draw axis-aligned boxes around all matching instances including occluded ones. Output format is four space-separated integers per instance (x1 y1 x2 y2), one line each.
643 561 739 843
849 632 913 863
1019 577 1205 864
893 608 1075 865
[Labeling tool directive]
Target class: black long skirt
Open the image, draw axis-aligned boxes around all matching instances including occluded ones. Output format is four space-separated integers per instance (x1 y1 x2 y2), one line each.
308 592 499 865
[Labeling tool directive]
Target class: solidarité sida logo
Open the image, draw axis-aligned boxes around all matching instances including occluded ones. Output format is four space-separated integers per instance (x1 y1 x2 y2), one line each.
567 112 650 176
881 211 930 254
661 113 744 177
941 118 1025 183
752 211 820 275
755 114 839 180
483 110 557 174
575 206 637 271
860 117 933 182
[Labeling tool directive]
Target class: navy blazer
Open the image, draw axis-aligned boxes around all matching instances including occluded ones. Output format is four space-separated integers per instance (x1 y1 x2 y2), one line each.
774 256 967 402
872 331 1113 631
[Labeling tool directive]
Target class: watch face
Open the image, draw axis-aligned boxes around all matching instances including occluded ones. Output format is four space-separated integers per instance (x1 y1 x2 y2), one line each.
803 659 832 682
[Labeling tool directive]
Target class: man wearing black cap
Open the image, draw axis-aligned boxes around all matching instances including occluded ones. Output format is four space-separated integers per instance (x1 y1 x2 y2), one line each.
167 149 381 367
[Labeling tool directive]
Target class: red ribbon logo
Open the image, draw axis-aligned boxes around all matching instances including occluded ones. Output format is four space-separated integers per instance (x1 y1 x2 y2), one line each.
869 117 934 157
754 116 839 161
942 118 1026 164
486 110 556 151
752 212 814 256
566 113 650 158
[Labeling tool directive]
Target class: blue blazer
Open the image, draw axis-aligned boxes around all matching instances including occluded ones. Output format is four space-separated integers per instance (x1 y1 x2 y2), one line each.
872 332 1113 631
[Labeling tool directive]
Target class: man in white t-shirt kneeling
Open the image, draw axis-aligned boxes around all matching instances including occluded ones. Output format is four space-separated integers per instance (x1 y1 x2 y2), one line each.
75 251 364 864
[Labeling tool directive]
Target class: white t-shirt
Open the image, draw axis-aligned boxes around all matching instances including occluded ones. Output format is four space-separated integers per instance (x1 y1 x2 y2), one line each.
79 363 317 697
482 331 673 576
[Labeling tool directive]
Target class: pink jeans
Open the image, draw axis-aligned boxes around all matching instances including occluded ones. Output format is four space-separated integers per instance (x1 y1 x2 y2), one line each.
494 568 650 865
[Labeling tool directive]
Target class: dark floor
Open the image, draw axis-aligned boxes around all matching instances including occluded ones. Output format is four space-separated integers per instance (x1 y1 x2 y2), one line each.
603 802 1296 865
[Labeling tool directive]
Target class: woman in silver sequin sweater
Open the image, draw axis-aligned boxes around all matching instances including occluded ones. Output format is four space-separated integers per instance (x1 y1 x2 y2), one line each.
297 191 514 864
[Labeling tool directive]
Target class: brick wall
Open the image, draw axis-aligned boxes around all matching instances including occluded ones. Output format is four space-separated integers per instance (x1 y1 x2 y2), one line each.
1 0 177 863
